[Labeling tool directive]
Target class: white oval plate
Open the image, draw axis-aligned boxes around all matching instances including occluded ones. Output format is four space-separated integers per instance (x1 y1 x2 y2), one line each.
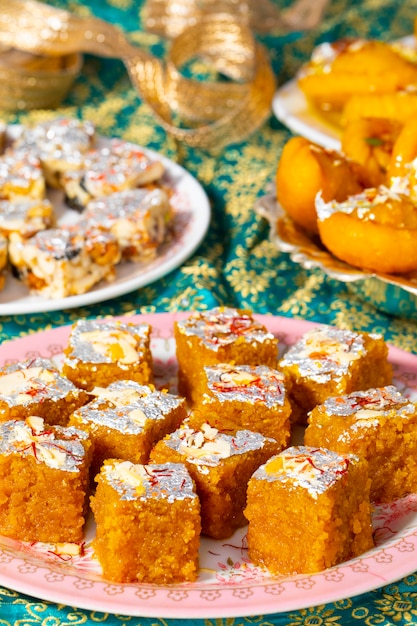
272 78 341 150
0 313 416 618
0 130 211 315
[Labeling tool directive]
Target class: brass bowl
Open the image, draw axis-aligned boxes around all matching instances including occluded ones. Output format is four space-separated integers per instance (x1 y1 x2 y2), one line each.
0 48 82 111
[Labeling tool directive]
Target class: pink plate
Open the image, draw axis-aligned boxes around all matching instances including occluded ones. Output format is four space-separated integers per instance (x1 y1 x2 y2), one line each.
0 313 416 618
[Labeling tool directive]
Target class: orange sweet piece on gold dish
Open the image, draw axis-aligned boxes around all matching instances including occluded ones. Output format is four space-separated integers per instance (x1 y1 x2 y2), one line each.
316 183 417 274
276 136 362 234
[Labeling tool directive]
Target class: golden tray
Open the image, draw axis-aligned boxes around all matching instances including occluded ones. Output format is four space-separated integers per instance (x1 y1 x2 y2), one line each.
256 193 417 321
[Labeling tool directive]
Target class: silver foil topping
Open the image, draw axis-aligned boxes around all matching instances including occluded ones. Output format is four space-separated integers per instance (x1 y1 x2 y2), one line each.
92 380 183 411
280 326 367 382
84 188 168 225
75 380 184 435
15 117 95 166
176 307 276 350
103 460 196 502
20 223 116 261
0 198 53 231
204 364 286 407
63 138 161 194
66 319 150 365
319 385 415 418
0 417 88 471
0 150 43 191
0 357 82 406
252 445 359 499
164 422 270 467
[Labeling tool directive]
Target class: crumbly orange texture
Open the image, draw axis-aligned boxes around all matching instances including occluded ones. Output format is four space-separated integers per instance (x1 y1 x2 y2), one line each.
279 326 392 423
149 422 282 539
0 358 89 427
191 363 292 448
69 382 187 477
91 460 201 584
244 446 374 576
174 307 278 405
62 319 153 391
0 416 93 543
305 385 417 502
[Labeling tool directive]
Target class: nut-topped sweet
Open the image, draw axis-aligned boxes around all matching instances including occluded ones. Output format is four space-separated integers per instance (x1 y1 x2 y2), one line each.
91 460 201 584
69 380 187 476
174 307 279 404
61 138 165 211
191 363 292 447
62 319 153 391
0 197 55 239
279 325 392 422
150 421 281 539
12 117 96 188
0 149 45 201
244 445 374 575
0 357 89 426
82 187 172 262
9 223 121 298
0 415 93 542
305 385 417 502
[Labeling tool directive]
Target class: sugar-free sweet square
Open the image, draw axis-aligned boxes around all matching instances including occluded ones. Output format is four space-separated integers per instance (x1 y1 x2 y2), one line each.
244 445 374 575
174 307 279 405
0 416 93 543
0 357 89 426
192 363 292 447
69 380 187 476
305 385 417 502
150 421 281 539
91 460 201 584
63 319 153 391
279 325 392 422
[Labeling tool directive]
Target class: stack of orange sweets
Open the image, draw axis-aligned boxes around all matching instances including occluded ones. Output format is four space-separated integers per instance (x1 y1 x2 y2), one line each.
276 32 417 275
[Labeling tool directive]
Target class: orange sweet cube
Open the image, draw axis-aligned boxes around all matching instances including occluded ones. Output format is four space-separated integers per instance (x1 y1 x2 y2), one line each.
244 445 374 575
0 357 89 426
69 380 187 477
305 385 417 502
62 319 153 391
150 421 281 539
91 460 201 584
191 363 292 448
0 415 93 543
174 307 278 405
279 325 392 423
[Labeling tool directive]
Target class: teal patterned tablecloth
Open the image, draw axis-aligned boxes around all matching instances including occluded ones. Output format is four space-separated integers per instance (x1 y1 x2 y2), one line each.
1 0 417 624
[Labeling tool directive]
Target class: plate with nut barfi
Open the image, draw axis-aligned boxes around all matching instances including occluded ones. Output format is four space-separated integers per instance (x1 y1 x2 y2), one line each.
0 118 210 315
0 311 416 618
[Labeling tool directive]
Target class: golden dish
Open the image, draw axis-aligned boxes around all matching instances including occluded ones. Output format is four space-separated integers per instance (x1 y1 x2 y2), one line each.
256 192 417 320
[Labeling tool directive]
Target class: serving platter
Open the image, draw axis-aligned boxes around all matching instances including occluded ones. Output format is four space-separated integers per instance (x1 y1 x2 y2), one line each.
256 193 417 320
0 129 210 316
0 312 416 618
